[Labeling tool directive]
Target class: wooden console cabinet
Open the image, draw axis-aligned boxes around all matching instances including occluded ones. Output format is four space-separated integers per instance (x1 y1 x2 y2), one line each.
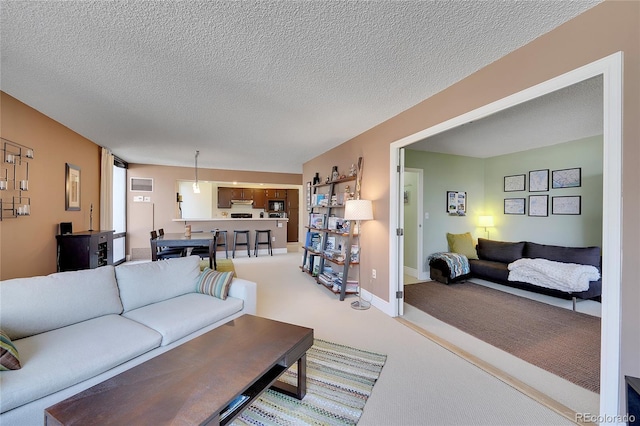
56 230 114 272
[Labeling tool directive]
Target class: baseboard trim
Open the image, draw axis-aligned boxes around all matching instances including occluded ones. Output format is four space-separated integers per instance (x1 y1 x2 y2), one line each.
395 317 595 426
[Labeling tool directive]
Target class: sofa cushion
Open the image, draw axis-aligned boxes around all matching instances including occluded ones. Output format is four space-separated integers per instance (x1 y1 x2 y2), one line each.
0 266 123 340
477 238 525 264
524 242 601 267
115 256 201 312
468 259 510 283
197 268 234 300
122 292 243 346
0 314 162 414
446 232 478 260
0 329 21 370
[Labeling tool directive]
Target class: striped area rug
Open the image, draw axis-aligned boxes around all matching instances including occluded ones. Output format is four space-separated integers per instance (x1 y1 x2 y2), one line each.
231 339 387 426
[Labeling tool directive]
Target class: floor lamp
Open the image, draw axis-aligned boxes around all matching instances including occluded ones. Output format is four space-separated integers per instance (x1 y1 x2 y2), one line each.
344 199 373 310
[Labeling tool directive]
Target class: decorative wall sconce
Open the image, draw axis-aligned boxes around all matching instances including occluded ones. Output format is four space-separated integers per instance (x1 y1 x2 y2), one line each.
1 138 34 220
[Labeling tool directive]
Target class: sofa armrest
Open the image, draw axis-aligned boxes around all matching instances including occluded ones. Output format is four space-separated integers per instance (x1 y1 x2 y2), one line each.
227 278 257 315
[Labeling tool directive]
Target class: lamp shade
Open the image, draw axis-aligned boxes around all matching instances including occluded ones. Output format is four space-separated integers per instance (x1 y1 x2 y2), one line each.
344 199 373 221
478 215 494 227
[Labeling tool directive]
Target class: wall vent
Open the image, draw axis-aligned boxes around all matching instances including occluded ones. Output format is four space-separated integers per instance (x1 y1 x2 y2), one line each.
130 177 153 192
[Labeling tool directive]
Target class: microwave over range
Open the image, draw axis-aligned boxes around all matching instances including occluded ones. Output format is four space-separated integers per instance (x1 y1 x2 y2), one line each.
267 200 285 212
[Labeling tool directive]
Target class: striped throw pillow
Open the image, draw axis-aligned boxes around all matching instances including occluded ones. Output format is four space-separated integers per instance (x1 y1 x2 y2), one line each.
196 268 234 300
0 329 21 370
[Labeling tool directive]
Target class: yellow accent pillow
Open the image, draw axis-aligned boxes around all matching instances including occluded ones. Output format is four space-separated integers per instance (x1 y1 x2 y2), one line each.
446 232 478 259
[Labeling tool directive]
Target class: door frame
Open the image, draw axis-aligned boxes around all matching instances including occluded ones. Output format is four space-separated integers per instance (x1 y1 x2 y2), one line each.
388 52 623 418
403 168 425 280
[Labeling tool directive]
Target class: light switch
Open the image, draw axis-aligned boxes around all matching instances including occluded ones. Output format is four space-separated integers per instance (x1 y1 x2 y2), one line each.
425 212 429 219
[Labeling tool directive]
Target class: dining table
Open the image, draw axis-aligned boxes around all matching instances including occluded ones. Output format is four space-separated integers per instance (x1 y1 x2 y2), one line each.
151 231 217 269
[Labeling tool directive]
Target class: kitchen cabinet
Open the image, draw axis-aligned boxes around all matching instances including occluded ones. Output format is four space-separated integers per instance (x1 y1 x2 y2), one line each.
217 187 233 208
286 189 299 242
252 189 266 209
265 189 287 199
231 188 253 201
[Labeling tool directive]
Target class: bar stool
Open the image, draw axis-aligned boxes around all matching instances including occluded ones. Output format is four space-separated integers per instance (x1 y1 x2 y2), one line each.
254 229 273 257
215 229 228 259
232 230 251 258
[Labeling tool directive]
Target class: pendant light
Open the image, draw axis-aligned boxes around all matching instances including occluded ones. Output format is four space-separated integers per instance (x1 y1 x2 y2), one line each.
193 150 200 193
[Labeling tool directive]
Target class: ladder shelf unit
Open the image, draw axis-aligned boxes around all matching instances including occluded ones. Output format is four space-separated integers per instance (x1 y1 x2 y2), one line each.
300 176 359 301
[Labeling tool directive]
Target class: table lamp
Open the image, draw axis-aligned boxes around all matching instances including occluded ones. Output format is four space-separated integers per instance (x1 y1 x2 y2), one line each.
478 215 494 239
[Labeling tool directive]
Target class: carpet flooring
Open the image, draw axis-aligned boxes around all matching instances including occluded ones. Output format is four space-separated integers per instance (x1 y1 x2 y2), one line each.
404 280 601 393
231 339 387 426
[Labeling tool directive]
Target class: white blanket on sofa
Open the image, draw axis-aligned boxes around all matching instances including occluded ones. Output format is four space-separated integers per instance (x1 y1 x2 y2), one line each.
507 258 600 292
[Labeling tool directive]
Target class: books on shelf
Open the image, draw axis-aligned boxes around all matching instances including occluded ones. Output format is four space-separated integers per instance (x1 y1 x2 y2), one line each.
312 193 328 207
325 236 336 250
350 245 360 262
309 213 325 229
305 232 322 252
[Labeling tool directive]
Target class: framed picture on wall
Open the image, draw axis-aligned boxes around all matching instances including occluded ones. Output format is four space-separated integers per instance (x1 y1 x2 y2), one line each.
552 196 581 215
446 191 466 215
504 174 526 192
552 167 581 189
65 163 81 211
529 169 549 192
504 198 526 215
528 194 548 217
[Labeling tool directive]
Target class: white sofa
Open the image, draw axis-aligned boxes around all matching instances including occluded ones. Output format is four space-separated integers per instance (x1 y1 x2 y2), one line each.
0 256 257 425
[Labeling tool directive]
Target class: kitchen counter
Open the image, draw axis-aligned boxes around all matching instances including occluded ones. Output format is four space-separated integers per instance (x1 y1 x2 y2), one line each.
171 218 289 256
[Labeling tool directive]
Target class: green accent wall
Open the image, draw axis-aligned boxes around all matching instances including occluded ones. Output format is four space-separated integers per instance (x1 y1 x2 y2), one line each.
484 136 602 246
405 135 603 271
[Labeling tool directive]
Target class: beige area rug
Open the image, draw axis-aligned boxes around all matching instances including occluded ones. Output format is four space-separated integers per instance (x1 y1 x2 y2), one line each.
404 280 601 393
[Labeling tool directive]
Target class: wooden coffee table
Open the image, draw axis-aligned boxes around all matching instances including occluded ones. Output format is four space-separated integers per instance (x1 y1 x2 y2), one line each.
44 315 314 425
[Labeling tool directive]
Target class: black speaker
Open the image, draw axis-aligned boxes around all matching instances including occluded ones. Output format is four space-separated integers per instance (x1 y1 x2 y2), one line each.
59 222 72 235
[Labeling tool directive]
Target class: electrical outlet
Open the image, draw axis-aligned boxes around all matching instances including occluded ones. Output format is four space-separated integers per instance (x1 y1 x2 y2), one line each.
372 269 377 279
271 236 276 241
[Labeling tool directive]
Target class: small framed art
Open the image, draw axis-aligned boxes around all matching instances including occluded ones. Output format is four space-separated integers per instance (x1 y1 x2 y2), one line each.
504 198 526 215
65 163 81 211
446 191 466 215
528 194 548 217
529 169 549 192
552 167 581 189
504 174 525 192
552 196 581 215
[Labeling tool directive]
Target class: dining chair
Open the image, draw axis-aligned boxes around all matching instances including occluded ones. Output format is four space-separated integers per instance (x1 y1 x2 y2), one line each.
150 230 184 260
190 231 218 270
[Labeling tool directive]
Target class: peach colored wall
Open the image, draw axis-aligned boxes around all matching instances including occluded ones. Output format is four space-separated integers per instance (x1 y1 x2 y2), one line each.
0 92 101 279
126 163 301 257
304 0 639 401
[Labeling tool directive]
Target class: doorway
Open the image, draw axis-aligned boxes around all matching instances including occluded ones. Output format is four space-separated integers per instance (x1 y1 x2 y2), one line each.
388 52 622 418
403 168 424 282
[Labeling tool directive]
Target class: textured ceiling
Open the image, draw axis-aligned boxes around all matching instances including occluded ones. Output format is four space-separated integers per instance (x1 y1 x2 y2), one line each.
411 75 603 157
1 1 602 173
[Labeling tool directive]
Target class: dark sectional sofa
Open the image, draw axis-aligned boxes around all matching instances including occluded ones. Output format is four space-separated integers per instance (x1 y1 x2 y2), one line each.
467 238 602 301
